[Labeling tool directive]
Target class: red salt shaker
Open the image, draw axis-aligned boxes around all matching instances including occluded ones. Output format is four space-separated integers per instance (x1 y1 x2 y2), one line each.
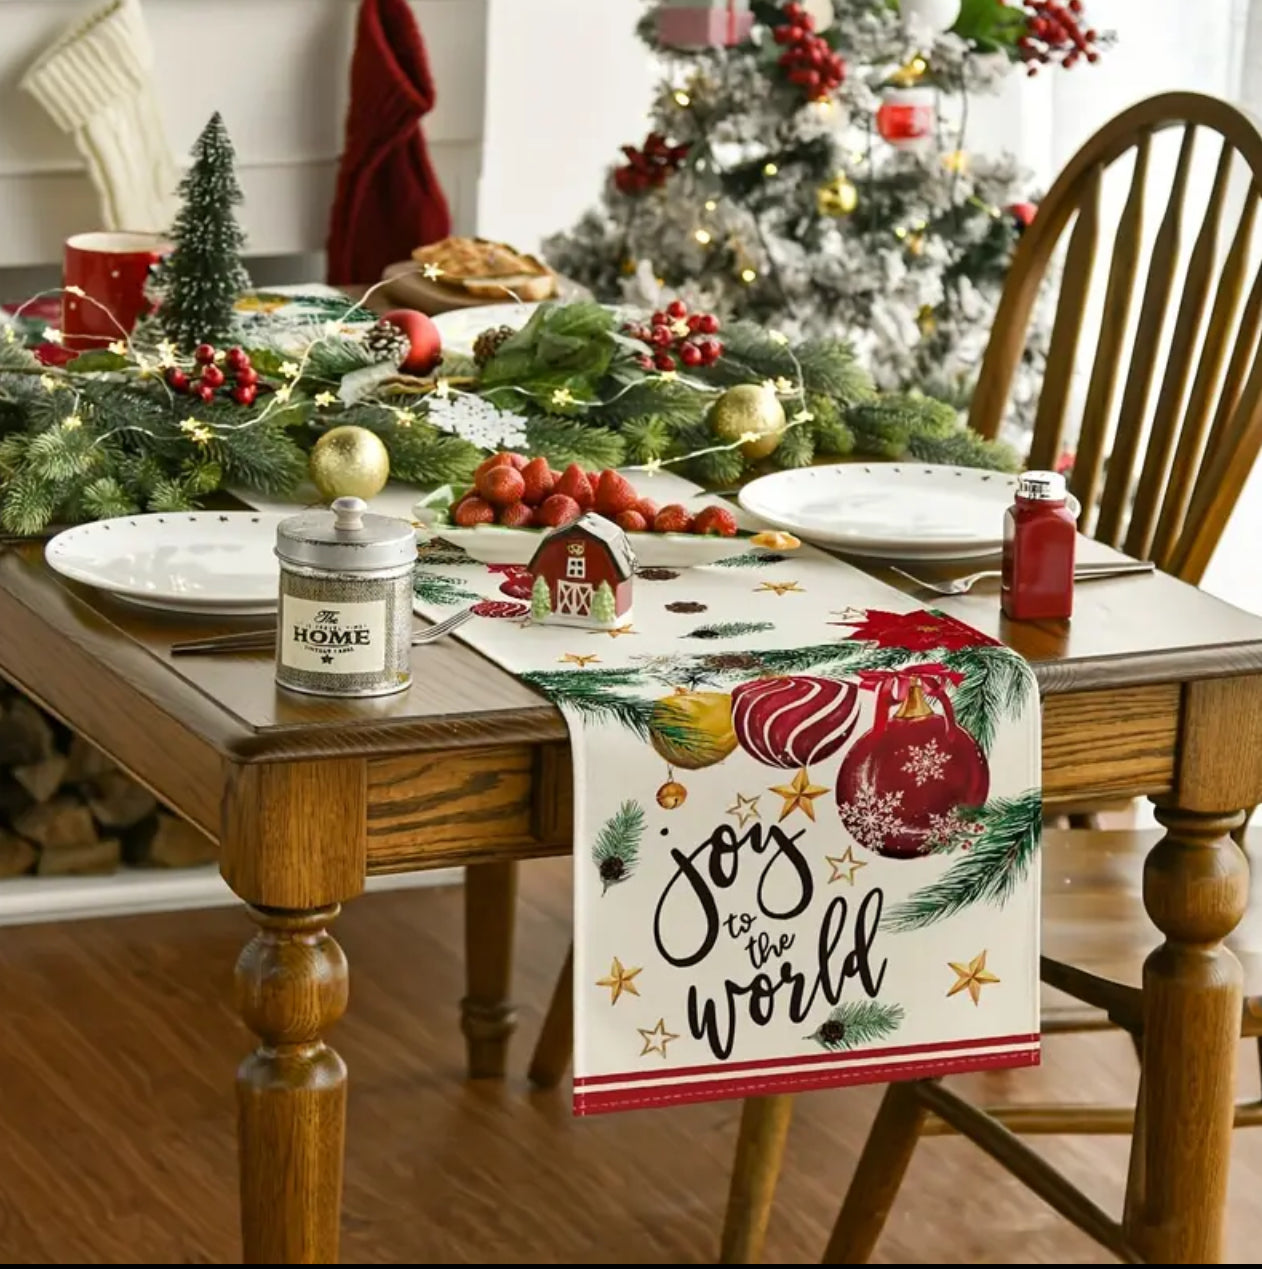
1001 471 1076 621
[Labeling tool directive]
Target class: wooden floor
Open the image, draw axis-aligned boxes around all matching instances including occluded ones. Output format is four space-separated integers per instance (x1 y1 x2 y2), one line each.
1 858 1262 1264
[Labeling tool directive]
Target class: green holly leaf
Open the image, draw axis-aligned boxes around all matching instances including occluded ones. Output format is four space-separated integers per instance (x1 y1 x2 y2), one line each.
64 350 129 374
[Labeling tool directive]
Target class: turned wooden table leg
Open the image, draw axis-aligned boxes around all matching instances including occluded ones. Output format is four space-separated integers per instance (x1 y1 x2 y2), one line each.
462 861 519 1078
236 904 349 1264
719 1095 796 1265
1126 804 1249 1263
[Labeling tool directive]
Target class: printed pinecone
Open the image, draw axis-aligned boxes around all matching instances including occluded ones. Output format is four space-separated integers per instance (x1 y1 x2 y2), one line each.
818 1019 846 1046
473 324 517 366
363 319 412 367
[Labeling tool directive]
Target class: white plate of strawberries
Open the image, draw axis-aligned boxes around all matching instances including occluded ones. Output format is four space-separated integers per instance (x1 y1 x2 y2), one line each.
413 452 794 567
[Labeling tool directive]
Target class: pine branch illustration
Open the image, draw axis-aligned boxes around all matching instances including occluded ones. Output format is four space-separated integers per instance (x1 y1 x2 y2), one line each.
884 789 1043 932
519 669 654 738
807 1000 905 1052
682 621 776 640
941 644 1036 754
593 799 646 893
708 550 791 568
412 571 482 606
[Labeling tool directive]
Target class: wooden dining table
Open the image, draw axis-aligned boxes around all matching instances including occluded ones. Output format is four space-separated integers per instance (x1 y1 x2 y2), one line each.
0 530 1259 1264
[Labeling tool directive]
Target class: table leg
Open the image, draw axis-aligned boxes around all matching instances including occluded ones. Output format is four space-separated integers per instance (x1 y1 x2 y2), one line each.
1126 804 1249 1263
236 903 349 1265
462 861 519 1079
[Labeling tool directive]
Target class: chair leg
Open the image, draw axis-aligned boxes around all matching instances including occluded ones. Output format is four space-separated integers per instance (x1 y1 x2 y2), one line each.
460 861 519 1079
719 1095 795 1265
528 943 574 1088
1067 811 1102 829
822 1081 927 1264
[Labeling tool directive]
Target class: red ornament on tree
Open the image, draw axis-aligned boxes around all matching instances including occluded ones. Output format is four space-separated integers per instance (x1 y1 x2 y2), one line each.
379 308 443 375
622 301 723 371
876 85 935 149
1010 201 1038 232
1018 1 1104 75
731 675 860 771
772 4 845 101
836 667 989 859
614 131 690 196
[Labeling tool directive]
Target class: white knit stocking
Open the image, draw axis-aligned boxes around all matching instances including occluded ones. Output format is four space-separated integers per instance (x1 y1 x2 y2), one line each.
21 0 179 233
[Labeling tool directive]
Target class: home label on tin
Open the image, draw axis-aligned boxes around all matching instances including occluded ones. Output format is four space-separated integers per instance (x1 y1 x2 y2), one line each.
280 596 387 674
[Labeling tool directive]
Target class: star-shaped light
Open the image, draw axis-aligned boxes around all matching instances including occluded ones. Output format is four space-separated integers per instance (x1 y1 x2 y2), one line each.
274 384 293 402
421 262 445 280
559 652 600 667
756 581 804 596
591 624 636 638
641 457 665 475
314 390 337 408
61 414 83 432
155 339 178 367
38 374 58 392
280 360 300 377
551 387 576 407
432 378 452 400
596 957 642 1005
826 846 866 885
43 326 62 343
769 769 828 821
63 285 84 298
670 318 690 339
769 330 789 346
108 339 129 357
947 951 1001 1006
727 792 761 827
638 1018 680 1059
791 408 815 425
395 409 416 428
773 376 796 394
739 430 762 445
657 370 679 383
3 326 15 344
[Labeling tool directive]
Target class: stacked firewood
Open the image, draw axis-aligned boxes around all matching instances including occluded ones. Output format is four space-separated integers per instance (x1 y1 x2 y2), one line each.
0 683 216 879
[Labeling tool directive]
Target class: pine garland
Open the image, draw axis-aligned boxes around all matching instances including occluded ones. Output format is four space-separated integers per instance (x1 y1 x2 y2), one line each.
940 643 1036 754
593 799 646 893
807 1000 905 1051
884 789 1043 932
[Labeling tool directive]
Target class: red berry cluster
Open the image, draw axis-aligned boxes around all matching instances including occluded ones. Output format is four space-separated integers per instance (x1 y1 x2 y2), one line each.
1017 0 1100 75
613 131 690 195
165 344 260 406
623 299 723 374
772 3 845 102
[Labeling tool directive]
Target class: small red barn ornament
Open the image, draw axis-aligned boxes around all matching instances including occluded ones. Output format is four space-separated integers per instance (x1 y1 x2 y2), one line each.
529 513 635 630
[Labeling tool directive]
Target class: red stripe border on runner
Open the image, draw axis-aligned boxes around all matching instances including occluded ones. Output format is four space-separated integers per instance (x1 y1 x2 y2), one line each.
573 1031 1040 1088
573 1046 1039 1116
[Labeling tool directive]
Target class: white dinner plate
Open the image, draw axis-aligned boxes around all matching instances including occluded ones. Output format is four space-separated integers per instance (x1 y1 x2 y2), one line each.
738 463 1079 561
430 302 542 357
45 511 286 615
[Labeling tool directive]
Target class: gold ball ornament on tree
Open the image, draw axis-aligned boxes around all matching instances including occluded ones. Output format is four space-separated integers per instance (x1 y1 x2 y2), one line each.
656 778 688 810
817 173 858 217
709 383 788 461
309 426 390 502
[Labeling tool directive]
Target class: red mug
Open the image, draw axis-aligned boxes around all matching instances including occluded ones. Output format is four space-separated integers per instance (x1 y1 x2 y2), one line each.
62 231 170 351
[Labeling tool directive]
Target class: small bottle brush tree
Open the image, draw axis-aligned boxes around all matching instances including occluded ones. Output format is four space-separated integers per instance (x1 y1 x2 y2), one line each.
153 112 251 351
531 574 553 620
591 580 617 625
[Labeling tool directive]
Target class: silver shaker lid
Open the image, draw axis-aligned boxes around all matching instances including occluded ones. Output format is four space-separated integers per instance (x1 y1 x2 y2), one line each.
276 497 416 571
1016 471 1067 502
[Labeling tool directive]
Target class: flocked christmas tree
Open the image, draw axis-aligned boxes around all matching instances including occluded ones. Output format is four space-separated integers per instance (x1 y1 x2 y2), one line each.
546 0 1108 441
152 112 252 351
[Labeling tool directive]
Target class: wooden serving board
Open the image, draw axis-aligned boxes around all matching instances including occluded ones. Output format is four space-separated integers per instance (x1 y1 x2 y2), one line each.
378 261 590 316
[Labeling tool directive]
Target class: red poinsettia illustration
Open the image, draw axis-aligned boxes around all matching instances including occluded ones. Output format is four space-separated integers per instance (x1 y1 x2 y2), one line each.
832 608 999 652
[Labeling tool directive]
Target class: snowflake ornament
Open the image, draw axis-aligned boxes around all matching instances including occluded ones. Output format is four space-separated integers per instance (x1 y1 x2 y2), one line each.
840 785 907 853
426 391 528 450
902 739 948 787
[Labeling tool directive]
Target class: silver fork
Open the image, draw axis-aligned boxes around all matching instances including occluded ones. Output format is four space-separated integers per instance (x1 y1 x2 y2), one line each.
170 605 474 657
889 560 1156 597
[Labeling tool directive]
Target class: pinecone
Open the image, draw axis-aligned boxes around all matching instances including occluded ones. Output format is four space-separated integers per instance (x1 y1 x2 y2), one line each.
473 324 517 366
704 651 764 672
599 856 626 886
363 318 411 367
817 1018 846 1047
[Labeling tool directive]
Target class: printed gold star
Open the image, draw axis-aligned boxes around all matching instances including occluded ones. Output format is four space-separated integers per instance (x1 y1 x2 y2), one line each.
421 261 445 280
769 768 828 821
638 1017 680 1059
559 652 600 667
551 386 576 407
591 624 635 638
756 581 804 596
826 846 866 885
947 951 1001 1006
727 792 761 827
596 957 642 1005
314 390 338 408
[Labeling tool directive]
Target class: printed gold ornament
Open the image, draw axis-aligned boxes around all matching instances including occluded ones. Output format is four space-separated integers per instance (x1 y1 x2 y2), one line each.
309 425 390 501
816 173 858 217
656 778 688 810
648 688 737 770
709 382 787 460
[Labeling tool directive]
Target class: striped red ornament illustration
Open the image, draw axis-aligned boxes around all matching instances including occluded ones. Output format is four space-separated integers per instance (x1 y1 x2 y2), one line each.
730 675 861 770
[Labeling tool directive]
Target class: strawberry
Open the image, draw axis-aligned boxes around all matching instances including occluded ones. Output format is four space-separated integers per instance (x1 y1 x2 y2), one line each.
594 469 639 516
693 505 739 537
474 452 515 479
554 463 595 510
504 452 529 470
453 496 495 527
520 456 555 506
634 497 659 521
497 501 535 528
653 504 694 534
537 493 583 528
477 465 526 507
615 509 648 532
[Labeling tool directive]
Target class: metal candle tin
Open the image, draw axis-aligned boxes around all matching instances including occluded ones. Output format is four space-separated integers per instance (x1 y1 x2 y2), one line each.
274 496 415 698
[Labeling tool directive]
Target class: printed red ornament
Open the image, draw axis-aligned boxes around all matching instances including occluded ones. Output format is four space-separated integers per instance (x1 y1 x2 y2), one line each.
836 672 989 859
876 86 935 149
731 676 860 771
379 308 442 375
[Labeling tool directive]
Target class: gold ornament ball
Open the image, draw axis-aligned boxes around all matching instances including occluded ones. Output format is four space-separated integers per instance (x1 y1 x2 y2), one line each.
709 383 788 461
656 779 688 811
309 426 390 501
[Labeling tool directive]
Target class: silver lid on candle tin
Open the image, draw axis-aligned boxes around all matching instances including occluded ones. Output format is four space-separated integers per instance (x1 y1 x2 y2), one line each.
1016 471 1067 502
275 497 416 572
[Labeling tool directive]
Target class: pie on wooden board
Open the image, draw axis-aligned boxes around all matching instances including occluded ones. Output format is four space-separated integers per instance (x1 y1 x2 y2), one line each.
411 236 557 302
